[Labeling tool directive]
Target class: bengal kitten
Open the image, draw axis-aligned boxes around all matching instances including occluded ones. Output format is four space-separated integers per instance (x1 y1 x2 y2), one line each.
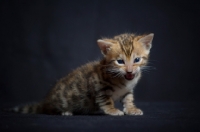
11 33 154 116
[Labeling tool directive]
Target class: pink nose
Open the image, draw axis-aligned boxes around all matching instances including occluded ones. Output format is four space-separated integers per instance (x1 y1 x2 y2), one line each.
126 67 133 73
126 69 133 73
126 66 132 73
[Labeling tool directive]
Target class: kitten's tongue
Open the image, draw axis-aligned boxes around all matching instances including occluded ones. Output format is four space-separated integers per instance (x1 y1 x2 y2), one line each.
125 73 135 80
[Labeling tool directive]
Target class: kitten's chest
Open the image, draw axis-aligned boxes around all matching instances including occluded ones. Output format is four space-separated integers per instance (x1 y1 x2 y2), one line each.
111 79 137 101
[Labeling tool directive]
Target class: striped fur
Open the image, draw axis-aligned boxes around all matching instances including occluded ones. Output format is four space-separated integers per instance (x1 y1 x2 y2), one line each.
11 33 154 116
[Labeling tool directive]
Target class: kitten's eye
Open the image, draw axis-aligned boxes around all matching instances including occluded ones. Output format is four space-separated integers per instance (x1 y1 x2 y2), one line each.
117 60 125 64
134 57 140 63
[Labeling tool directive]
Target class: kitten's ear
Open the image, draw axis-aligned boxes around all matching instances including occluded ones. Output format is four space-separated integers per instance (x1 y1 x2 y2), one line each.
138 33 154 51
97 39 113 56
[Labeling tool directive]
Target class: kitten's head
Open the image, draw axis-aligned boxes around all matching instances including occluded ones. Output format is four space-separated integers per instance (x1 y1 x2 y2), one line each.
97 33 154 81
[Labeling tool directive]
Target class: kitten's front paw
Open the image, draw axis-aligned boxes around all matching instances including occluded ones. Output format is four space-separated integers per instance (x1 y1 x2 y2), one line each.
123 108 143 115
105 108 124 116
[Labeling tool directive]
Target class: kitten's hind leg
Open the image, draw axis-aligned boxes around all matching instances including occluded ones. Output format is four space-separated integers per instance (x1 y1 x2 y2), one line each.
61 111 73 116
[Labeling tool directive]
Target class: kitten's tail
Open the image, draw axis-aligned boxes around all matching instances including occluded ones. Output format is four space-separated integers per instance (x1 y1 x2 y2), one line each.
8 103 43 114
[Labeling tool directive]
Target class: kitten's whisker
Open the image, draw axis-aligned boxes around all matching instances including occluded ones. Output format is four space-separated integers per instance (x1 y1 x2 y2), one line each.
141 66 156 70
105 68 121 78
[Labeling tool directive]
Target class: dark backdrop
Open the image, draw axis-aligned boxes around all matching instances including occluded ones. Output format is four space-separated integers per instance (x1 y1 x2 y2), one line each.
1 0 200 104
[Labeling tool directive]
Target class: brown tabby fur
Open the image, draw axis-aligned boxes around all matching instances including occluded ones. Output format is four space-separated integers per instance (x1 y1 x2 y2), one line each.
11 33 154 116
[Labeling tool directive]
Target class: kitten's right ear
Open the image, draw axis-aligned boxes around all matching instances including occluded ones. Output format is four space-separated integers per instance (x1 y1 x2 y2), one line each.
97 39 113 56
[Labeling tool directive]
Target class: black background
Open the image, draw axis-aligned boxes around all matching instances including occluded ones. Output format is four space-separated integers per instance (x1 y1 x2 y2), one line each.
1 0 200 131
1 0 200 103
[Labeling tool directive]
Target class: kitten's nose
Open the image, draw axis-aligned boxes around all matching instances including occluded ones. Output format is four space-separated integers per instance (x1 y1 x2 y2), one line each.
126 65 133 73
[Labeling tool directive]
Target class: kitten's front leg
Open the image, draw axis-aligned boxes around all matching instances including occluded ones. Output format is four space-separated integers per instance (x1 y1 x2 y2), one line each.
96 94 124 116
122 93 143 115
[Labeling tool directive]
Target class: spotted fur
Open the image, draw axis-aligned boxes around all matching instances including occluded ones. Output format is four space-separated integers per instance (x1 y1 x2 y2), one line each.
11 33 154 116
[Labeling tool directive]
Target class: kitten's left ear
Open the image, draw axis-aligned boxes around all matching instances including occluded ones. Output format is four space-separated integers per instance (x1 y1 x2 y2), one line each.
97 39 113 56
138 33 154 51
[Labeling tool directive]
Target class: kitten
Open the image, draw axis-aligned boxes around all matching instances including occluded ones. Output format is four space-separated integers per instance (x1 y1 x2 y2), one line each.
11 33 154 116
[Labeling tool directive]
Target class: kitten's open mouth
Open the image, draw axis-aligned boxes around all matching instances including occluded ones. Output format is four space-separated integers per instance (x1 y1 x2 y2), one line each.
124 73 135 80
